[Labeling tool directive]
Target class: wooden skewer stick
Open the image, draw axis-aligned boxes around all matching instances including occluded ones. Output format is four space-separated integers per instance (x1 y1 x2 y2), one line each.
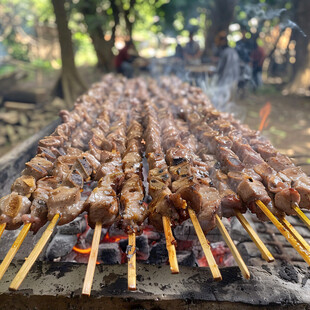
215 214 250 279
9 214 60 291
278 216 310 253
0 223 31 281
0 223 6 240
128 233 136 291
162 216 179 274
188 208 222 281
256 200 310 265
292 203 310 230
234 210 274 263
82 222 102 296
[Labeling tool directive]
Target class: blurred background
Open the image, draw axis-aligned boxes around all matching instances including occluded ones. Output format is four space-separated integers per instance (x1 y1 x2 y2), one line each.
0 0 309 169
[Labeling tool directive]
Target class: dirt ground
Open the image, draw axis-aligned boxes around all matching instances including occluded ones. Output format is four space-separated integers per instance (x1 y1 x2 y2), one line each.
237 91 310 174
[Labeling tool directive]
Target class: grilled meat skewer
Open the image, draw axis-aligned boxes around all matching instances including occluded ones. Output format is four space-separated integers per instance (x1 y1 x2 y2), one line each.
120 96 147 234
160 77 301 219
0 76 117 231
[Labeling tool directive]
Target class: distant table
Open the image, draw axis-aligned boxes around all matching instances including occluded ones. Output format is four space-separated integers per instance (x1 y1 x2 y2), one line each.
184 64 217 85
185 64 216 74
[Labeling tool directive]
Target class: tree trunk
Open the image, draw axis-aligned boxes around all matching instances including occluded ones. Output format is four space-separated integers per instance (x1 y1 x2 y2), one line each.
89 28 115 72
285 0 310 94
79 1 118 71
204 0 237 56
122 0 136 39
51 0 87 107
123 12 133 39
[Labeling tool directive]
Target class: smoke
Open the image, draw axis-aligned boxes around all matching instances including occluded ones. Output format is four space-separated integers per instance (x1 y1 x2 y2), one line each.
196 73 246 121
244 4 286 21
243 4 306 37
147 2 307 122
280 19 307 37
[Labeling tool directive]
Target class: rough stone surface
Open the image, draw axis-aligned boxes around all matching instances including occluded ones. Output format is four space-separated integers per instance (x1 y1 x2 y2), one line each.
0 262 310 309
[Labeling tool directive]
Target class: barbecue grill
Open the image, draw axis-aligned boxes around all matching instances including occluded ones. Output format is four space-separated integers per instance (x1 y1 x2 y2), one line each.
0 74 310 309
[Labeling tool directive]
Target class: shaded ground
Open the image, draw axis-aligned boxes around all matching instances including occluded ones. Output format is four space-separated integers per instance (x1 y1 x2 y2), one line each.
237 90 310 174
0 66 102 156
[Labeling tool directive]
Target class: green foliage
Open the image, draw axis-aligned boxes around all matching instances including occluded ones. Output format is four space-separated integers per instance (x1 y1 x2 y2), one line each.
155 0 208 36
31 58 53 71
0 64 16 76
0 0 54 62
3 38 30 62
73 32 97 66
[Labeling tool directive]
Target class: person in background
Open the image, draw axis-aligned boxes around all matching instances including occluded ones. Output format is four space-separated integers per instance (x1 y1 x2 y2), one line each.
235 25 252 64
174 40 184 60
251 38 266 89
214 31 240 87
235 25 253 92
183 31 201 65
115 40 138 78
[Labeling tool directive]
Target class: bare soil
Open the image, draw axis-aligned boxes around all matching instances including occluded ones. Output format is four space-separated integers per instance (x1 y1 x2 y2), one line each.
238 92 310 174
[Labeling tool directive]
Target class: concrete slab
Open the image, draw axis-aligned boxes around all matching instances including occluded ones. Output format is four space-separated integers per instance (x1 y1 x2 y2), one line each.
0 261 309 309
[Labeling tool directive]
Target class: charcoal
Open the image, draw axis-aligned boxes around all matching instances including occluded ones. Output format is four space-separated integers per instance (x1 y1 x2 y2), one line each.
148 241 168 265
46 233 77 260
108 223 127 238
119 235 150 261
98 243 121 264
206 218 231 243
177 251 196 266
85 227 108 243
174 219 196 241
230 216 252 242
57 215 87 235
143 226 161 241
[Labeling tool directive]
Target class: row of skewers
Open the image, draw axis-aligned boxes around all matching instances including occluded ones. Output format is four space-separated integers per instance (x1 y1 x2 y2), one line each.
0 74 310 294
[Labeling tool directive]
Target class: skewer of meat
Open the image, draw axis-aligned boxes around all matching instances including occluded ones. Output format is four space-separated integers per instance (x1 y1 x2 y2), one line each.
0 130 98 281
29 77 124 232
166 77 309 215
168 81 303 214
188 106 301 216
148 82 240 276
82 90 129 295
9 76 126 290
119 97 146 290
181 103 310 253
175 118 274 262
224 119 310 219
154 77 308 224
161 77 310 264
142 98 179 274
11 79 124 290
158 108 223 279
208 113 310 241
0 76 114 234
148 88 249 278
160 76 274 252
0 81 113 281
160 79 291 219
